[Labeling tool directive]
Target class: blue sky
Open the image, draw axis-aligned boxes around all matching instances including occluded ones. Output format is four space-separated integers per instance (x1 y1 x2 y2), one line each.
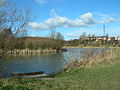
13 0 120 40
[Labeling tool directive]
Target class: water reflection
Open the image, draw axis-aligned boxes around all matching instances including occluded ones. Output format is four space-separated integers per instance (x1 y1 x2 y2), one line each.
0 53 67 78
0 48 110 78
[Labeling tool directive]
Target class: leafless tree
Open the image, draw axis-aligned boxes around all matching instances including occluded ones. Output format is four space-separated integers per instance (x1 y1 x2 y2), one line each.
0 2 32 57
48 30 64 50
48 30 56 39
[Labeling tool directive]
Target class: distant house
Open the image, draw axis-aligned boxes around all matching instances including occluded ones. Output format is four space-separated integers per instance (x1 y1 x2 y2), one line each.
95 36 108 41
115 36 120 41
107 37 112 41
82 36 108 42
81 37 96 41
80 36 120 42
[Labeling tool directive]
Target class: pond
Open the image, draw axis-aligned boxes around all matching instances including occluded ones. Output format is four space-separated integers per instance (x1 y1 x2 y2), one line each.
0 48 110 78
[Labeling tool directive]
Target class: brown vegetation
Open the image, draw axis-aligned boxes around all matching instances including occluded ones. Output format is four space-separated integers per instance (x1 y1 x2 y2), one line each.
22 37 64 50
65 48 120 69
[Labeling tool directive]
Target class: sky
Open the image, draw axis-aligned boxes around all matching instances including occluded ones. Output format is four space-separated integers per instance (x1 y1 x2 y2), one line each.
2 0 120 40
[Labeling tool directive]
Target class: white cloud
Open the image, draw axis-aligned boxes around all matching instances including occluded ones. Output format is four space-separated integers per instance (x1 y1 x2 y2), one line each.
98 17 115 24
35 0 47 4
93 12 116 24
30 35 37 37
29 11 116 30
80 12 95 24
67 34 80 38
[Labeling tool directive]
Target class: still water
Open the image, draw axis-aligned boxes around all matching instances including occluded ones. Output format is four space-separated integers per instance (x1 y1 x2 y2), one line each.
0 48 110 78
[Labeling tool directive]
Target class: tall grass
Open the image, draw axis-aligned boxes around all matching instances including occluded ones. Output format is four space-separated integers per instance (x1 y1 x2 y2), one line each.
65 48 120 69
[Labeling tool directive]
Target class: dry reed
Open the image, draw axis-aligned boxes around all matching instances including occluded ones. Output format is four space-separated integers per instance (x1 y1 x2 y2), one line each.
65 48 120 69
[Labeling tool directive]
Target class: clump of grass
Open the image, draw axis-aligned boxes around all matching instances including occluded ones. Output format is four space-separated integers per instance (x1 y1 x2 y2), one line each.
65 48 120 69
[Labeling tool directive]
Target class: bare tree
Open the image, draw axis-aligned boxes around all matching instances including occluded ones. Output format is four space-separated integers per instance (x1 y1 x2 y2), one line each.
48 30 64 50
48 30 64 40
0 3 32 57
48 30 56 39
55 32 64 40
79 32 87 39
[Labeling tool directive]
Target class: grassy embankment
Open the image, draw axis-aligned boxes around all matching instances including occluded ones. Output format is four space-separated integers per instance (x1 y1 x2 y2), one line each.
63 45 120 49
0 49 120 90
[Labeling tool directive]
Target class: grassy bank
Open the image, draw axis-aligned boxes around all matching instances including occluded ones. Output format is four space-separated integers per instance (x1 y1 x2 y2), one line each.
0 49 120 90
63 45 120 49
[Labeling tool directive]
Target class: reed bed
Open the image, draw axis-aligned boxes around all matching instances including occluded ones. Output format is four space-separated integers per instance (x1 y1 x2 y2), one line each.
65 48 120 69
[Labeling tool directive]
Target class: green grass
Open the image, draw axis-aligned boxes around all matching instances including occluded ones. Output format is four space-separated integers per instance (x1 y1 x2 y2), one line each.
0 59 120 90
63 45 120 49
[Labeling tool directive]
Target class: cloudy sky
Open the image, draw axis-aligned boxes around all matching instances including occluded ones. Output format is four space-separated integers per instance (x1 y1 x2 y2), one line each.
9 0 120 40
